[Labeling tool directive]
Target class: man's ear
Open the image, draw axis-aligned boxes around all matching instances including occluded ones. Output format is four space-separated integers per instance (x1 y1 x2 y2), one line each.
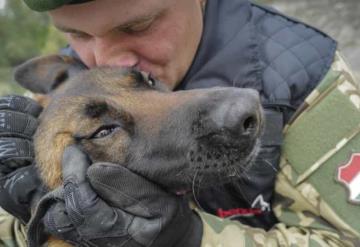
14 55 87 94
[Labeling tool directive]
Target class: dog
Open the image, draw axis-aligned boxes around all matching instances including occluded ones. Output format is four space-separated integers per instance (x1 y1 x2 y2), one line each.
15 55 264 246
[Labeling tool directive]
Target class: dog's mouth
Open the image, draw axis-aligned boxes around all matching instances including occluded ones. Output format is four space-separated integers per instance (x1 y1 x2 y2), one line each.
171 140 260 196
169 131 261 195
190 136 259 171
160 110 264 195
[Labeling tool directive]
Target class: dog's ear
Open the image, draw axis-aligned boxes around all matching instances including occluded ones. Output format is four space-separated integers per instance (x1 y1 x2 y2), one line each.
14 55 86 94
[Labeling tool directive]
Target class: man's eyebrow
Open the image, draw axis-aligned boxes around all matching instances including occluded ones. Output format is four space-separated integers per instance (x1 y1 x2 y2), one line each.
115 13 159 30
53 8 165 35
54 24 84 34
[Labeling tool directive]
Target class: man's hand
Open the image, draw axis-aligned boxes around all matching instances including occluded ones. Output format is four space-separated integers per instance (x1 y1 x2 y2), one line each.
0 95 45 224
39 146 203 247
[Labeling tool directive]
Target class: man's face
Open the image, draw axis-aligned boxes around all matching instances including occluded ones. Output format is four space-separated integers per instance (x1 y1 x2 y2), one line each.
49 0 204 90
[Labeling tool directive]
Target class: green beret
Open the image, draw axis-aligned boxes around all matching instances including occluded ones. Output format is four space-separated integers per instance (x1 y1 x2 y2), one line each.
23 0 93 12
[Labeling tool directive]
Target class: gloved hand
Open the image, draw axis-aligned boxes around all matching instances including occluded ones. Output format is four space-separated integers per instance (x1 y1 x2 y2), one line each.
0 95 46 224
33 145 203 247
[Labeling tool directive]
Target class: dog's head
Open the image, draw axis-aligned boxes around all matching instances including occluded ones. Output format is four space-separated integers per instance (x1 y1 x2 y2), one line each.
16 55 264 194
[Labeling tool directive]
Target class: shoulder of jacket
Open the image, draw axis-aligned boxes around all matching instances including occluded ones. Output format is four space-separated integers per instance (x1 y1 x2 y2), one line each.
251 3 337 108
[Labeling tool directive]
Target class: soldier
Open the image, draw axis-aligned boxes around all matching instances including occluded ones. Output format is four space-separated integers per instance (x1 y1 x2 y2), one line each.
0 0 359 246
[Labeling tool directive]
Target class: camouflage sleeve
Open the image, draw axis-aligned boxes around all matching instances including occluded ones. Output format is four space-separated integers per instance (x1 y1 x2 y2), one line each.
197 51 360 247
0 207 28 247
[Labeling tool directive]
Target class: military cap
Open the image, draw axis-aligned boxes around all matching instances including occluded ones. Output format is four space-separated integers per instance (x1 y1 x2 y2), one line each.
23 0 93 12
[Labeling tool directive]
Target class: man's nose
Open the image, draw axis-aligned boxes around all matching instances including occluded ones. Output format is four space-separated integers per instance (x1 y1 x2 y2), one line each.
93 37 139 67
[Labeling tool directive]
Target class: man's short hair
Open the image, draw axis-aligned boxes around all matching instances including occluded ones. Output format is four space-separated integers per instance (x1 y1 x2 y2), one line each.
23 0 93 12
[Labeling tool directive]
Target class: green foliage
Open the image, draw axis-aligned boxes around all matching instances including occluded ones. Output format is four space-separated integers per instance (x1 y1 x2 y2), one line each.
0 68 26 95
41 25 67 54
0 0 49 66
0 0 67 95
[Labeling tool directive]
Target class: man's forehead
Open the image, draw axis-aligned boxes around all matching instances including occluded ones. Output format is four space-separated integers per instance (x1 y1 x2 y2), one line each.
50 0 170 35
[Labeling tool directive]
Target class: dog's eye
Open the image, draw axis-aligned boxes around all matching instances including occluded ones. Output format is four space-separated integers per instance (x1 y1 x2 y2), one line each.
91 125 121 139
139 71 156 87
147 74 156 87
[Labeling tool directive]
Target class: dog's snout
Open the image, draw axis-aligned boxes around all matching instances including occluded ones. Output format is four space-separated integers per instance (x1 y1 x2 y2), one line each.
195 88 263 146
214 100 259 136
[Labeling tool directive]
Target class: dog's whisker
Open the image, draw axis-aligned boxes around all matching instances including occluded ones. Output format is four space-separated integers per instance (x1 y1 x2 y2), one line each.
240 168 252 181
234 166 243 179
175 170 184 177
233 167 241 177
196 173 205 195
192 170 198 196
251 157 279 173
193 171 204 195
232 176 253 205
192 170 205 212
262 159 278 172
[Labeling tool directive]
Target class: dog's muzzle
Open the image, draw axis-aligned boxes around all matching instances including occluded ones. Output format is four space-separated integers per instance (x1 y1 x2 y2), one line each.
188 88 263 176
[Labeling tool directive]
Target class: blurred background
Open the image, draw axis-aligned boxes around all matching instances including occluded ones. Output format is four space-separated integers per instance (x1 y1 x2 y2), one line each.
0 0 359 95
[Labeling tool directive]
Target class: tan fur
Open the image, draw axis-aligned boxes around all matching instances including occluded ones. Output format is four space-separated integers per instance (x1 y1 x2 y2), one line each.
33 93 50 108
48 237 73 247
35 132 74 189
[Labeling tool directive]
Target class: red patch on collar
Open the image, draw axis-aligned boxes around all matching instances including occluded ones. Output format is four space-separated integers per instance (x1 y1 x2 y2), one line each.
217 208 262 218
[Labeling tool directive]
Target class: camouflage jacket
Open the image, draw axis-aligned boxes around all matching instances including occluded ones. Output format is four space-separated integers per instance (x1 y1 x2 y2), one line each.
197 52 360 246
1 52 359 246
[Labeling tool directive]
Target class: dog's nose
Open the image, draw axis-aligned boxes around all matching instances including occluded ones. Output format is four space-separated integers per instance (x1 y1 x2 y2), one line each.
211 89 261 136
197 88 263 145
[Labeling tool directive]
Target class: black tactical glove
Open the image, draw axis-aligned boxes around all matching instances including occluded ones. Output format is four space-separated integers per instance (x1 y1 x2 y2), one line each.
0 95 46 224
28 145 203 247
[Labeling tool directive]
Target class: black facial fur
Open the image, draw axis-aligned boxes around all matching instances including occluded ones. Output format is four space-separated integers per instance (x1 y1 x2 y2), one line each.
84 101 109 118
129 70 152 89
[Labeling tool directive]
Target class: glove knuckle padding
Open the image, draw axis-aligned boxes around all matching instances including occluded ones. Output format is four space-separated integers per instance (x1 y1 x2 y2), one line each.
0 138 34 170
0 96 39 169
0 95 42 117
0 110 38 138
